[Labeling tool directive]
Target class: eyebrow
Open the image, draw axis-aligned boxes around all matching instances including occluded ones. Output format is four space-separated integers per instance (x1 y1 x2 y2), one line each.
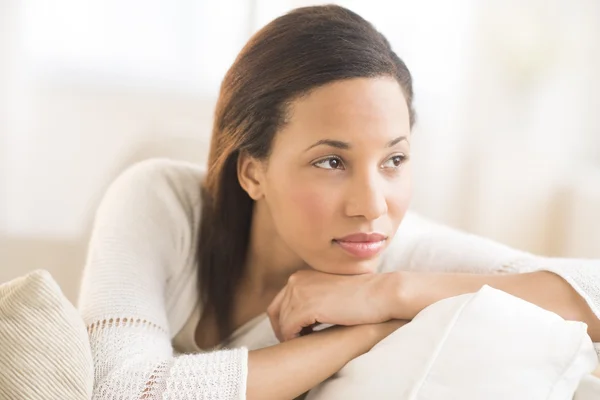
304 136 408 152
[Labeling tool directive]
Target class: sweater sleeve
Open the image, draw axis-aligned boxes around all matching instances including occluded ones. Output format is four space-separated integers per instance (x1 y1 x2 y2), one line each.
381 211 600 355
77 159 247 400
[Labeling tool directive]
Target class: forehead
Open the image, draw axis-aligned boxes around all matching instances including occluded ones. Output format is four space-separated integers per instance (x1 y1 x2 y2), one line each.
279 77 410 144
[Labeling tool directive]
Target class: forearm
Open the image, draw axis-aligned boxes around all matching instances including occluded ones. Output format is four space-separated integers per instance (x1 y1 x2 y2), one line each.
247 321 404 400
394 271 600 341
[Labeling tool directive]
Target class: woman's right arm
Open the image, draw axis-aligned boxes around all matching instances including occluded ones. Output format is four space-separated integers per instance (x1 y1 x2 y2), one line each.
247 321 403 400
78 160 401 399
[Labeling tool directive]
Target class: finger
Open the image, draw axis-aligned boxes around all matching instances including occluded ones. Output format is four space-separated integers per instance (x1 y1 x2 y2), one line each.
278 278 323 341
267 287 286 342
279 299 319 341
277 287 296 341
281 311 318 341
299 325 316 336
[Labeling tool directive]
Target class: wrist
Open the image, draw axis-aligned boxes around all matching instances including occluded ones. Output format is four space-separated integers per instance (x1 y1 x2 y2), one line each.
395 272 495 319
346 320 407 354
334 323 384 357
390 271 417 320
374 271 414 320
386 271 470 320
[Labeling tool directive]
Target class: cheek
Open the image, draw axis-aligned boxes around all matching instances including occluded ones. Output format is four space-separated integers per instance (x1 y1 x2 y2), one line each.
387 168 413 224
268 175 340 256
286 184 335 234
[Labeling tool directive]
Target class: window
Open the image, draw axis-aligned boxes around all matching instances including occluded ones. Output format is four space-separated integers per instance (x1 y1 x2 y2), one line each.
18 0 253 95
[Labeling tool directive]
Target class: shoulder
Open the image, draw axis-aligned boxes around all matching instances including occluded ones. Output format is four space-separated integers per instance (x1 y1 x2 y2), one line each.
105 158 205 204
96 158 205 225
380 210 466 272
92 157 206 271
379 211 426 272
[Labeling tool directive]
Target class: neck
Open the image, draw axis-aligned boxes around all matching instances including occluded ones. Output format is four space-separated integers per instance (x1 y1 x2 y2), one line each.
243 200 306 295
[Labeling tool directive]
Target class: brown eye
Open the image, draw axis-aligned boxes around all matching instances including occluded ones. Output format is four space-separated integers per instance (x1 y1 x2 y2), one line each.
382 154 406 169
314 156 345 170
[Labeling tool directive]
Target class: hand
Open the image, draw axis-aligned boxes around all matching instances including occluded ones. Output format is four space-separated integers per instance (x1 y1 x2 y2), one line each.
267 269 401 342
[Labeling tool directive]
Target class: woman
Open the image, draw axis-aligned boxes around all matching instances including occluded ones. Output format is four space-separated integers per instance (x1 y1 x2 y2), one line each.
78 5 600 399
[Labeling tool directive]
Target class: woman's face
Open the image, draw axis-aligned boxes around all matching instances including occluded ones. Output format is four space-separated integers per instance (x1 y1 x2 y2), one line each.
258 77 412 275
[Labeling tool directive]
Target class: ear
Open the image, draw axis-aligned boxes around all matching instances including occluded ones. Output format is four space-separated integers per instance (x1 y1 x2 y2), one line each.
237 151 266 200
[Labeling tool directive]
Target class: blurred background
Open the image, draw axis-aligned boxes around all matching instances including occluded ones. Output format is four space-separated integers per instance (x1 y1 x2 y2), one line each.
1 0 599 302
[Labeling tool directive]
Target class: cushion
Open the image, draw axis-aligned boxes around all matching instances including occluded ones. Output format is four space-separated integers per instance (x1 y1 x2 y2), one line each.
574 374 600 400
307 285 598 400
0 270 94 399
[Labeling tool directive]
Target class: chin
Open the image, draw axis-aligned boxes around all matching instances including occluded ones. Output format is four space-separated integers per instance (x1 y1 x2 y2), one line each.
315 258 380 275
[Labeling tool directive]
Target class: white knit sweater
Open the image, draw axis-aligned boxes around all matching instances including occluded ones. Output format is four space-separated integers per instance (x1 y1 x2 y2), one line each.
77 158 600 400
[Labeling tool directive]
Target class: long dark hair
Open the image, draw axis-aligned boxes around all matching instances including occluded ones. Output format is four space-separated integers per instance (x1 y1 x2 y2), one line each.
198 4 416 341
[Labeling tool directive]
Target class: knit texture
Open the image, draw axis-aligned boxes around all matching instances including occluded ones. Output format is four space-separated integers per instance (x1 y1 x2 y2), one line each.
78 159 247 400
0 270 94 400
78 158 600 399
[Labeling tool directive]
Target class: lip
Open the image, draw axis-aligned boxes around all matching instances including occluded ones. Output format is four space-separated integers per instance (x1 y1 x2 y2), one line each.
333 232 388 259
335 232 387 243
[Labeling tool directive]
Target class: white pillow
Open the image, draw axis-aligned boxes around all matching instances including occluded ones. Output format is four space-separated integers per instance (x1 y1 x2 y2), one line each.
307 285 598 400
574 374 600 400
0 270 94 400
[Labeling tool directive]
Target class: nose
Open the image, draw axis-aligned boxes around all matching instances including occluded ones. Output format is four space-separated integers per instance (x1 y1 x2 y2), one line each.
344 170 388 221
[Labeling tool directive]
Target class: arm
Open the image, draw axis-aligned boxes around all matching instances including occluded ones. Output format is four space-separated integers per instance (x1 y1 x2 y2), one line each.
247 321 404 400
79 160 400 399
381 211 600 342
388 270 600 341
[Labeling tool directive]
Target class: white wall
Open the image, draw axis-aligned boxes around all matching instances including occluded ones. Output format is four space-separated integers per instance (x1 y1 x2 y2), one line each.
0 0 17 234
454 0 600 254
3 84 214 238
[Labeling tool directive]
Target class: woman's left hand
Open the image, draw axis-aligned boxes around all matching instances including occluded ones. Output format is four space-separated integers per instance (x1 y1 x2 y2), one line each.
267 269 402 342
